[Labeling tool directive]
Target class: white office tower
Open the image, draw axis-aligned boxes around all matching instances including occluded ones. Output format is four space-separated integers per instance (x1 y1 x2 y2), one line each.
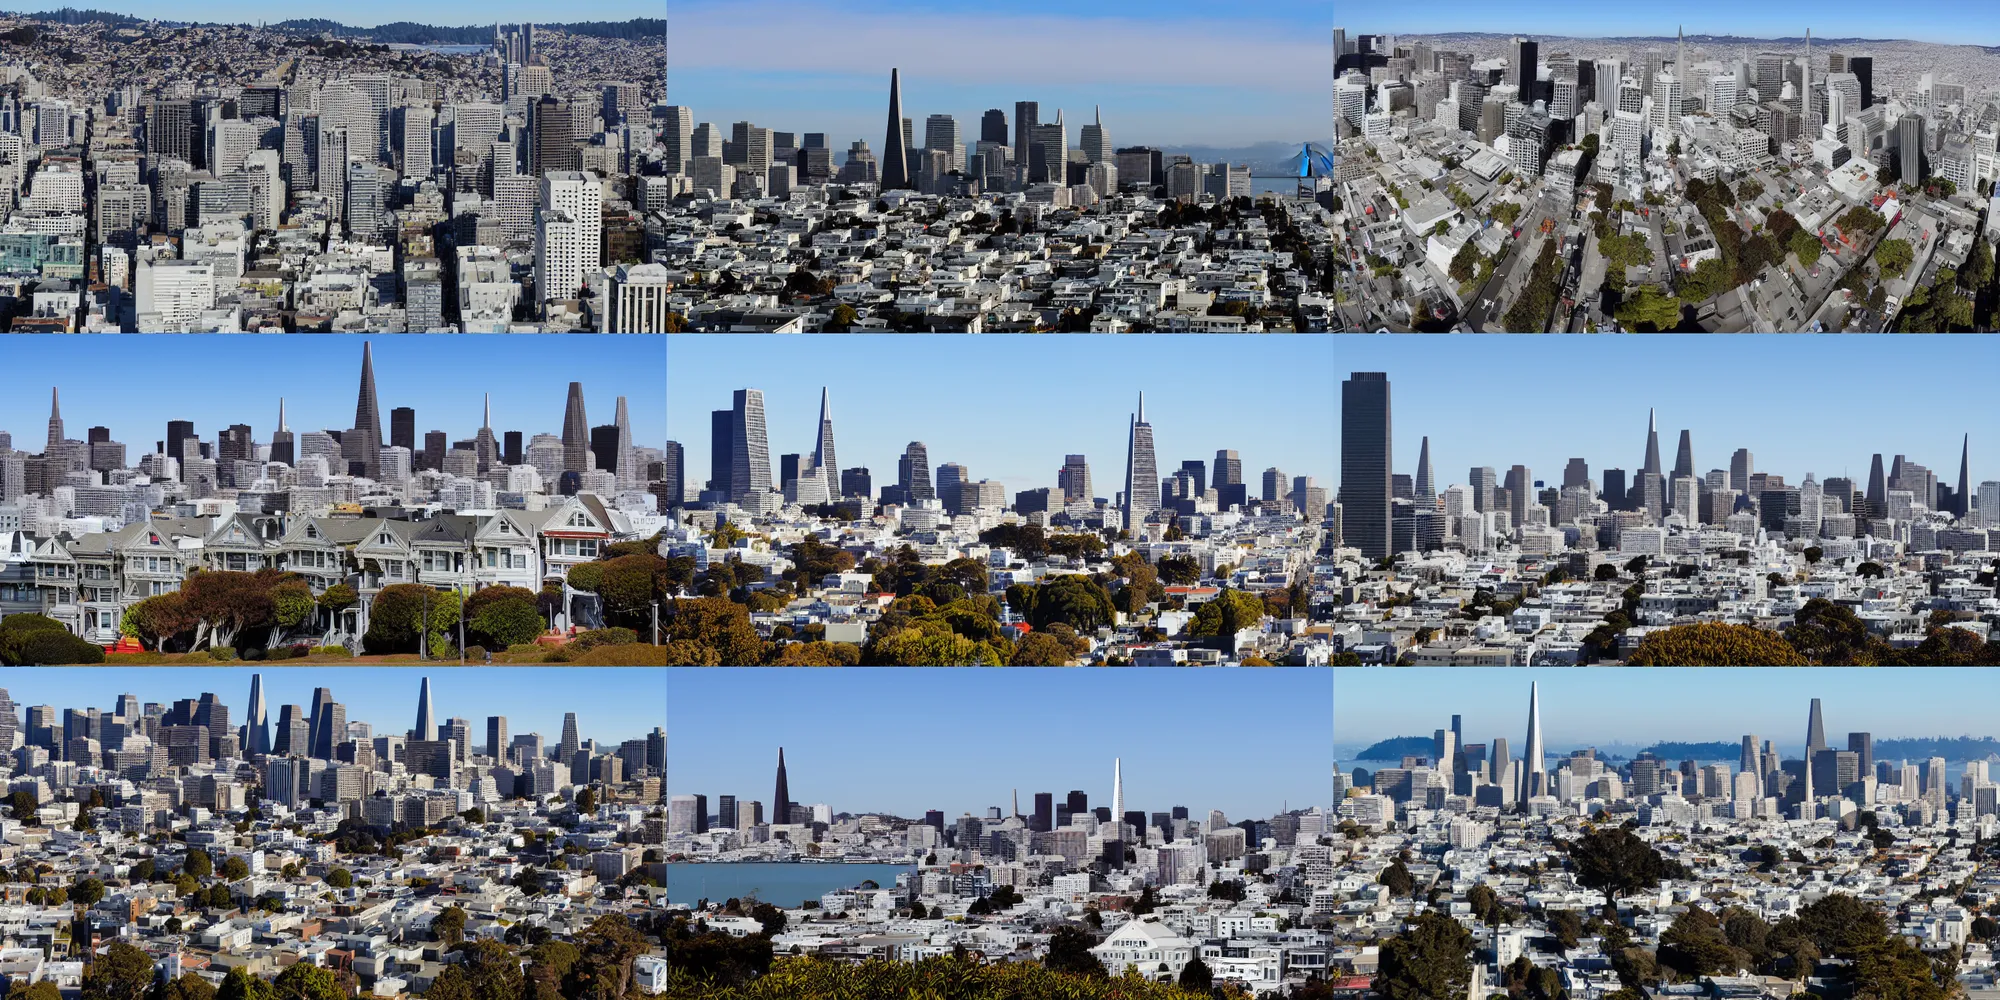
923 115 963 172
661 106 694 174
317 125 351 220
1709 73 1738 115
135 259 216 332
534 171 603 316
395 105 434 179
1081 106 1111 164
207 118 260 175
1650 73 1682 133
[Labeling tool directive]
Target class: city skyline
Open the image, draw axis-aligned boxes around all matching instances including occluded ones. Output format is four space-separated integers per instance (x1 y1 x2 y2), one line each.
7 0 666 28
666 0 1324 149
1336 668 2000 749
668 668 1330 819
666 335 1334 500
2 667 666 747
1331 337 1993 504
0 336 667 452
1356 1 2000 46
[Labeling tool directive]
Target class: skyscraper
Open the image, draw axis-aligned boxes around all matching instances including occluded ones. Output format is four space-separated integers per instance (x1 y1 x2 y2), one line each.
1866 453 1887 516
1523 681 1545 802
730 389 771 501
812 388 838 501
1512 37 1538 101
270 399 294 467
1013 101 1040 185
241 673 270 756
981 109 1007 146
1111 757 1124 836
415 676 436 742
1122 393 1158 529
487 716 510 761
882 69 911 189
899 442 933 501
351 341 383 478
774 747 791 826
562 382 591 475
475 395 499 474
559 711 580 765
613 396 639 490
1414 436 1435 508
1955 434 1970 519
1341 373 1392 559
1214 450 1242 488
1807 697 1826 752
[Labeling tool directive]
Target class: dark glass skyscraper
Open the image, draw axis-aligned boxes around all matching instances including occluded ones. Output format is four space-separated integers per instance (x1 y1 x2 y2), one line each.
882 69 911 189
561 382 590 474
774 747 791 826
1341 372 1392 559
351 341 382 478
1122 392 1158 529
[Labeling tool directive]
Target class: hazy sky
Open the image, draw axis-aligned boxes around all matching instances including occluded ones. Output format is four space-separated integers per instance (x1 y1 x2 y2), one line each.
1334 336 1991 496
667 335 1335 499
13 0 664 25
4 667 667 745
668 0 1327 149
670 668 1332 818
1336 668 2000 753
1348 0 2000 46
0 335 666 453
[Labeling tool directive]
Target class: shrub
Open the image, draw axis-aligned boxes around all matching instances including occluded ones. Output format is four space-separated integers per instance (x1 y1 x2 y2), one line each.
208 646 237 662
564 643 672 665
265 647 294 661
463 645 487 660
0 613 70 665
308 645 353 659
17 631 105 664
505 643 542 656
178 649 212 663
571 627 639 651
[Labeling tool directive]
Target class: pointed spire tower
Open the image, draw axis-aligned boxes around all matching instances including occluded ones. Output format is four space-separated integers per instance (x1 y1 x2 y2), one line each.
45 387 62 454
1522 681 1546 805
561 382 590 476
774 747 791 826
1122 391 1158 530
272 396 294 466
352 341 383 478
881 68 910 189
1956 434 1970 519
242 673 270 756
473 392 499 474
1112 757 1124 833
415 676 436 741
1415 436 1436 508
813 387 839 501
613 396 638 490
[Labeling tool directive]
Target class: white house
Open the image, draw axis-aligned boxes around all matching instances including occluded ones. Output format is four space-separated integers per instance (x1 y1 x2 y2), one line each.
1088 917 1196 982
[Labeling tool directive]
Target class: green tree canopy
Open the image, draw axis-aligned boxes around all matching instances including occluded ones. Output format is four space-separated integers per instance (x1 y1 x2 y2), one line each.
1376 911 1474 1000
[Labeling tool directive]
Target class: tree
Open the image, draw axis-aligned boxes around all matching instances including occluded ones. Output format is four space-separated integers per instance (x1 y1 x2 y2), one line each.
576 786 598 815
158 974 218 1000
222 857 249 881
1660 906 1748 978
326 868 353 888
184 849 213 877
1790 229 1822 267
1876 239 1914 278
662 597 766 665
1188 589 1268 641
1155 555 1202 586
434 905 467 946
1178 955 1214 990
466 586 546 649
1626 623 1808 665
1008 632 1075 665
124 592 196 650
17 983 63 1000
1546 909 1584 950
1043 926 1104 978
1449 240 1482 283
81 942 156 1000
1376 911 1473 1000
1494 202 1523 227
1615 284 1682 331
1786 598 1890 665
214 971 272 1000
269 963 341 1000
71 875 106 905
1570 826 1683 899
1379 859 1416 896
823 303 860 332
1029 574 1116 633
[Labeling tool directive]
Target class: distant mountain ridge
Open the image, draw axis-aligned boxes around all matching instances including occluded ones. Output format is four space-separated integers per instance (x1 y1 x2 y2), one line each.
1348 734 2000 764
0 7 663 41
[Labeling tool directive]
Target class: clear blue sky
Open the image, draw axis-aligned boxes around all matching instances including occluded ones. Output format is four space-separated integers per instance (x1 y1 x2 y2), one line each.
668 0 1325 149
0 335 665 454
15 0 664 26
667 335 1334 499
669 668 1331 819
1336 668 2000 753
1335 336 1987 496
1349 0 2000 46
2 667 666 746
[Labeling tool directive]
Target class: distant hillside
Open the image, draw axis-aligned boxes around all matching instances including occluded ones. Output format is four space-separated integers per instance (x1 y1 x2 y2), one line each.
1353 736 1435 761
1638 741 1740 760
1875 737 2000 760
1 9 662 41
270 17 663 42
